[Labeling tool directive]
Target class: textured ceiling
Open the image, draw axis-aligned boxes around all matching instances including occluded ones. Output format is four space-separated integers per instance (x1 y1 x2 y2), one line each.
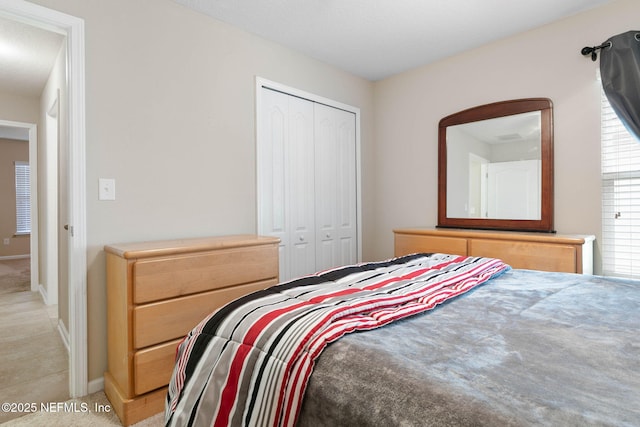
0 15 64 98
174 0 613 81
0 0 615 102
0 16 63 140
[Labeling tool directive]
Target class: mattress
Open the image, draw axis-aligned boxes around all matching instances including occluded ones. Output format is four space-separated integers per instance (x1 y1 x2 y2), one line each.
165 254 640 426
298 269 640 426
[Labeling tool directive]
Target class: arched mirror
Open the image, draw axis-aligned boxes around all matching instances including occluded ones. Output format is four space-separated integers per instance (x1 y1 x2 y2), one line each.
437 98 554 232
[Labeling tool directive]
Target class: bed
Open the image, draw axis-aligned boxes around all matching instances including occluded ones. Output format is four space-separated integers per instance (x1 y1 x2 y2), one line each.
164 253 640 427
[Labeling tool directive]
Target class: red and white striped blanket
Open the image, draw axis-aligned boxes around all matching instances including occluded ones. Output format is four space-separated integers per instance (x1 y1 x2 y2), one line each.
165 253 510 427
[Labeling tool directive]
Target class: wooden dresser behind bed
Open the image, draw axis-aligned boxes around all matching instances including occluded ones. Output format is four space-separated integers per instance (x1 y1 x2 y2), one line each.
104 234 280 426
394 228 595 274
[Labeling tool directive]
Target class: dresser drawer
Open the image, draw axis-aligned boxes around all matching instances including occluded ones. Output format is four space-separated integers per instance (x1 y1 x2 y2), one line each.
134 339 181 395
133 245 278 304
133 278 277 348
469 239 576 272
395 233 467 257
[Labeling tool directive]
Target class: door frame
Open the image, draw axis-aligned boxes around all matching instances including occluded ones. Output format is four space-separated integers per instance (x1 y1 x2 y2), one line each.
255 77 362 264
0 0 88 397
0 119 38 291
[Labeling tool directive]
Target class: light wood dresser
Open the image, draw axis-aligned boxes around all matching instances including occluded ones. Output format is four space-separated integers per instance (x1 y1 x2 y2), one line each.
394 228 595 274
104 234 280 426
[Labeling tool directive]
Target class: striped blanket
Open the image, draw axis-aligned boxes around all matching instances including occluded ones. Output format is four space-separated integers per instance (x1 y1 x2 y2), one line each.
165 253 510 427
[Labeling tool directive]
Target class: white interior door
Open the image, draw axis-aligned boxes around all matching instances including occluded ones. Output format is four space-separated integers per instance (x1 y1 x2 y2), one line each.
288 96 316 279
314 104 357 271
258 89 316 281
487 159 541 220
45 97 59 305
257 89 288 278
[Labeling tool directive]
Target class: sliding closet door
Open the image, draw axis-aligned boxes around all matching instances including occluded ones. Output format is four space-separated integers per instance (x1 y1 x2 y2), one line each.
258 84 358 281
288 96 317 278
314 104 357 271
257 89 316 281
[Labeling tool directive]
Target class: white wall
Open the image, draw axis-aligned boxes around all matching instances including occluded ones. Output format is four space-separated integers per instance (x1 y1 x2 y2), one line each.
372 0 640 272
0 90 39 123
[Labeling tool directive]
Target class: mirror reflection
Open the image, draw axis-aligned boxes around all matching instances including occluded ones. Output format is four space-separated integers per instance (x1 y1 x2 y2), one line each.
446 111 542 220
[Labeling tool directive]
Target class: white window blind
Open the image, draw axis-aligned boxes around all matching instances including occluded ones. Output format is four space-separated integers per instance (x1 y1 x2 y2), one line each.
601 90 640 279
14 161 31 234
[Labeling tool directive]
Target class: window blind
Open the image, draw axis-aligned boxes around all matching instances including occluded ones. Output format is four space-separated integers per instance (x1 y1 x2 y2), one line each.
601 90 640 279
14 161 31 234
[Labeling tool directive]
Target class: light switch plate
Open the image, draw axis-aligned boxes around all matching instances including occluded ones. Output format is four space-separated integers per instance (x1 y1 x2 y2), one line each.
99 178 116 201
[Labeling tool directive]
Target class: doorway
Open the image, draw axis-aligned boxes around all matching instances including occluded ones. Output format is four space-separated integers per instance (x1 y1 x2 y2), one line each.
0 1 87 397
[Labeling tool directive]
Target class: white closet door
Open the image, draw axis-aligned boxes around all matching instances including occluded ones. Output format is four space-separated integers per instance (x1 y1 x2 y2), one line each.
258 85 358 281
258 89 289 278
314 103 357 271
288 96 316 279
258 89 315 281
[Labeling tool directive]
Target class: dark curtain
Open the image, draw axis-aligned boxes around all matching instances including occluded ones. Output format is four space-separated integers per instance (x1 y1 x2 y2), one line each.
600 30 640 141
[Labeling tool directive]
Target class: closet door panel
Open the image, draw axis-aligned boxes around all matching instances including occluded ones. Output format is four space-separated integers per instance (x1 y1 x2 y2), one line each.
258 88 316 281
336 109 358 265
314 106 339 271
288 96 316 279
258 89 289 276
314 104 357 271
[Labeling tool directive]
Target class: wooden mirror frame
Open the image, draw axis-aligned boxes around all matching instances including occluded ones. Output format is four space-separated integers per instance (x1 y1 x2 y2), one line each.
437 98 554 232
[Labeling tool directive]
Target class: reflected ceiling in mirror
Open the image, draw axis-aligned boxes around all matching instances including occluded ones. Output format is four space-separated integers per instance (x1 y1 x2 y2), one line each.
438 98 554 232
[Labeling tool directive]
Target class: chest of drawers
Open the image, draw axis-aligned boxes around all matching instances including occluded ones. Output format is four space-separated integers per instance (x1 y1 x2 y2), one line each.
394 228 594 274
103 235 279 425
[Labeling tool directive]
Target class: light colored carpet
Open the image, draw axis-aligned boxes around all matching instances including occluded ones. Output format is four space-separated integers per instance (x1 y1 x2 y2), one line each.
0 258 70 425
0 260 163 426
2 391 164 426
0 258 30 295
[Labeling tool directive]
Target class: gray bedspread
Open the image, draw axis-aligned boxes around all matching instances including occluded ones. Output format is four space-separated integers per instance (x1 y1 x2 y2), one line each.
297 269 640 427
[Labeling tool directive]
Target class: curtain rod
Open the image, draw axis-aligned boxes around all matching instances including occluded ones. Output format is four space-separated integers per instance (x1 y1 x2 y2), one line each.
581 41 612 61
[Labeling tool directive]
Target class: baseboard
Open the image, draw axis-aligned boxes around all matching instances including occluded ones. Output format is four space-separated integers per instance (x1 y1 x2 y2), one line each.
57 319 70 353
89 377 104 394
38 283 49 304
57 320 104 396
0 254 30 260
56 320 102 394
